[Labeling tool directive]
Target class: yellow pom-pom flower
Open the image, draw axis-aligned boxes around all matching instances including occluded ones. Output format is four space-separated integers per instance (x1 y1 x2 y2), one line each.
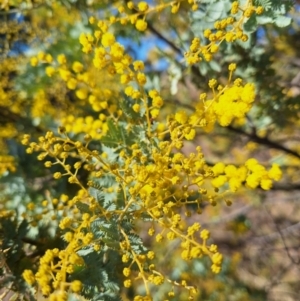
71 280 82 293
135 19 147 31
138 1 149 12
101 32 115 47
175 110 188 124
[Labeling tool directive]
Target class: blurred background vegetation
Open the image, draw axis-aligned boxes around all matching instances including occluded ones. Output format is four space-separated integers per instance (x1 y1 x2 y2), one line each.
0 0 300 300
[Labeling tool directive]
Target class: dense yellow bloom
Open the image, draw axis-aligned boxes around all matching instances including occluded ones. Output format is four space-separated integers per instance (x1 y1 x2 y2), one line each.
212 83 256 126
184 128 196 140
72 61 84 73
101 32 115 47
256 6 264 14
261 178 273 190
59 68 71 81
200 229 210 240
224 165 237 177
111 43 125 59
76 88 88 100
19 3 287 299
124 279 132 287
137 72 147 85
71 280 82 293
67 78 77 90
152 96 163 107
229 177 242 192
133 60 144 71
246 174 260 189
212 162 225 175
133 103 140 113
175 110 188 124
30 57 38 66
138 1 149 12
46 66 55 77
211 175 227 188
123 267 131 277
150 108 160 118
0 155 16 175
22 270 35 285
268 163 282 181
135 19 147 31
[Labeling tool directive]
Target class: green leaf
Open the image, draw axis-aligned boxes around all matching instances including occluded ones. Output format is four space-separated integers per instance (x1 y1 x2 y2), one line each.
105 281 120 293
92 293 122 301
236 35 252 49
199 63 208 76
101 238 120 249
77 247 94 256
256 15 274 25
120 95 145 120
75 202 90 214
67 294 88 301
101 145 119 163
205 2 226 22
209 60 221 72
17 219 29 238
274 15 292 27
103 199 117 211
244 15 258 33
99 221 120 241
253 0 272 10
101 119 126 147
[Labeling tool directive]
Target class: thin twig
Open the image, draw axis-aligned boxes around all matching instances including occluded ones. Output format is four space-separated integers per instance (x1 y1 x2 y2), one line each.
264 206 300 265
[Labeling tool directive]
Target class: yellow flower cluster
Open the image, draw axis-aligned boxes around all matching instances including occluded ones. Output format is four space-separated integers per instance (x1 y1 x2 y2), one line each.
22 192 94 298
31 89 57 118
61 115 109 140
30 38 124 139
23 243 84 296
245 160 282 190
24 52 281 301
212 82 255 126
115 0 198 32
20 3 284 300
185 0 264 64
0 59 25 165
0 154 16 176
212 161 282 192
77 21 173 135
21 103 283 297
180 67 254 132
21 126 221 297
21 85 282 299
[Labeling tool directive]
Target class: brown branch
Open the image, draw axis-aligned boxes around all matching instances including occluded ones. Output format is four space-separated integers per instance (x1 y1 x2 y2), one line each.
264 206 300 265
146 22 203 79
227 125 300 160
21 237 42 246
252 221 300 245
271 184 300 191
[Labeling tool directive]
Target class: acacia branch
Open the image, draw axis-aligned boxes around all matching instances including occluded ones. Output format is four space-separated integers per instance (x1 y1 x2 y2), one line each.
147 24 300 158
146 22 203 78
